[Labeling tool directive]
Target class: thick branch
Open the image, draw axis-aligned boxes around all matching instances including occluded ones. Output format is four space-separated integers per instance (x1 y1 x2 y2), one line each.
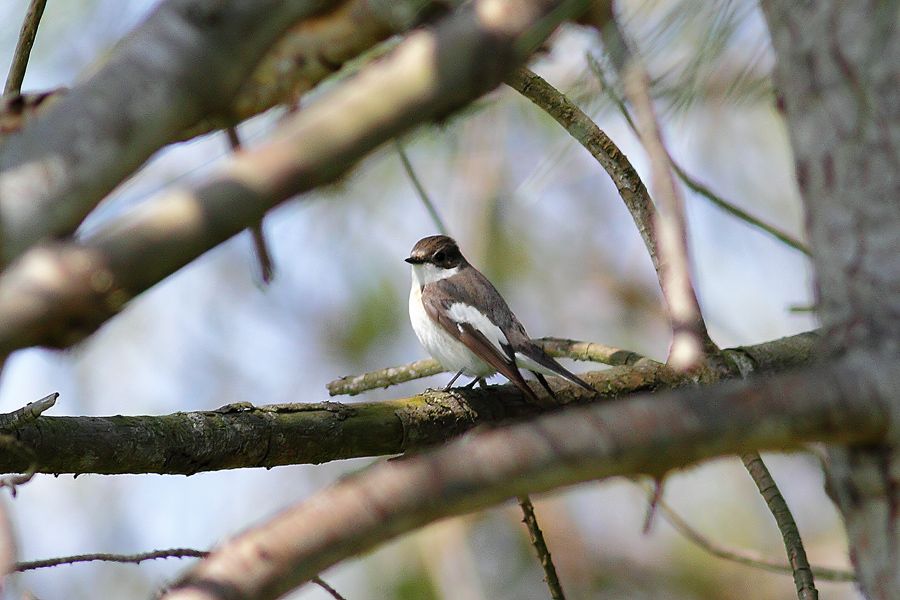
0 0 343 263
0 0 589 354
0 332 815 476
163 353 890 600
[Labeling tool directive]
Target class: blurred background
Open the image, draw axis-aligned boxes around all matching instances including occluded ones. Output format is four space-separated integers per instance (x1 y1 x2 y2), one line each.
0 0 854 598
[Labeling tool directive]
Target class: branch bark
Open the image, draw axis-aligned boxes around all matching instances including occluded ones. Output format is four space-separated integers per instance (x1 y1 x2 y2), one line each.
0 0 458 267
0 332 816 476
163 352 891 600
761 3 900 598
0 0 590 355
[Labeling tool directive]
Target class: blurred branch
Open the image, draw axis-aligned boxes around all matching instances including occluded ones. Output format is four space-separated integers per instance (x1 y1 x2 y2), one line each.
327 337 653 396
620 50 715 368
586 54 811 257
0 0 589 355
0 332 816 476
395 139 448 234
14 548 207 571
741 452 818 599
225 126 275 283
518 495 566 600
312 577 349 600
163 350 890 600
3 0 47 95
642 484 855 582
506 68 715 370
0 0 345 264
672 162 811 256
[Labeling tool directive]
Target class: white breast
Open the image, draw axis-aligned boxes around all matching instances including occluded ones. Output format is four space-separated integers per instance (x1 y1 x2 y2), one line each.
409 273 496 378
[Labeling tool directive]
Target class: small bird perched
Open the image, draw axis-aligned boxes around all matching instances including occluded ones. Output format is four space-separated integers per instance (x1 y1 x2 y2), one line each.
406 235 594 404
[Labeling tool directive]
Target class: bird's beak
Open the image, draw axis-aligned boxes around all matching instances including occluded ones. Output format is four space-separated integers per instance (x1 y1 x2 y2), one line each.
405 256 421 264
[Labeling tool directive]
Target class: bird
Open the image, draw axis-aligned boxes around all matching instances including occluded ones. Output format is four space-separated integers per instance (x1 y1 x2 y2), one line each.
406 234 594 404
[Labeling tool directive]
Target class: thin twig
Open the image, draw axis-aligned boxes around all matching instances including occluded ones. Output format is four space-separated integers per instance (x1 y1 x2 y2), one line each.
517 496 566 600
326 337 649 396
14 548 347 597
506 67 715 370
622 53 714 369
225 126 275 283
3 0 48 95
14 548 207 571
586 54 811 257
741 452 818 599
507 68 660 279
312 576 349 600
638 483 855 582
394 139 448 234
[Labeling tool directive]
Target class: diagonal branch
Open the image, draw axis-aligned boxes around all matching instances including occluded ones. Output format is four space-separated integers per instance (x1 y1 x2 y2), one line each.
3 0 47 95
645 484 854 582
0 0 343 264
506 67 715 370
741 452 817 598
162 352 890 600
0 0 590 355
0 331 817 476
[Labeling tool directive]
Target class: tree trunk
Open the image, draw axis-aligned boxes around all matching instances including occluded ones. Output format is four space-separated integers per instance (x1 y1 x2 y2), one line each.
762 2 900 597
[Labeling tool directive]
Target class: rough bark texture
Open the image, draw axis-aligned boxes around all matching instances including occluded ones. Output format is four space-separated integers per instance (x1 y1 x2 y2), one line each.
762 2 900 598
164 355 889 600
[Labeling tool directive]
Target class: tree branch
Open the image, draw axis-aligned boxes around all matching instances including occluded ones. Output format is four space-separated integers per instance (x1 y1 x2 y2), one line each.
3 0 47 95
741 452 817 598
644 484 854 582
163 352 890 600
518 495 566 599
0 0 456 267
0 332 816 476
327 337 652 396
0 0 590 355
505 67 715 370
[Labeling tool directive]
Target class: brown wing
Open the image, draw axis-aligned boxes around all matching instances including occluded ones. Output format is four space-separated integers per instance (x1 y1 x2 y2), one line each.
422 292 543 405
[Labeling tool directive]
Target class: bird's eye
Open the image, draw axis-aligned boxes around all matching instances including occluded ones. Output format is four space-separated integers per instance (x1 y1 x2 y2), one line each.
433 251 446 263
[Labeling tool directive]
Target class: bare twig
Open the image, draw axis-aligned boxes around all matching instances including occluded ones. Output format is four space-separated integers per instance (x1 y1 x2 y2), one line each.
517 495 566 600
586 54 811 257
328 358 444 396
506 67 715 370
3 0 48 95
622 57 713 369
312 577 348 600
395 139 448 234
741 452 818 599
225 126 275 283
14 548 208 571
327 337 652 396
640 483 855 582
506 68 660 278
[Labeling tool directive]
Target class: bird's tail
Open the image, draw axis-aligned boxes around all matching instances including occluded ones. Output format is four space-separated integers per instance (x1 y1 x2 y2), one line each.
514 346 595 392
